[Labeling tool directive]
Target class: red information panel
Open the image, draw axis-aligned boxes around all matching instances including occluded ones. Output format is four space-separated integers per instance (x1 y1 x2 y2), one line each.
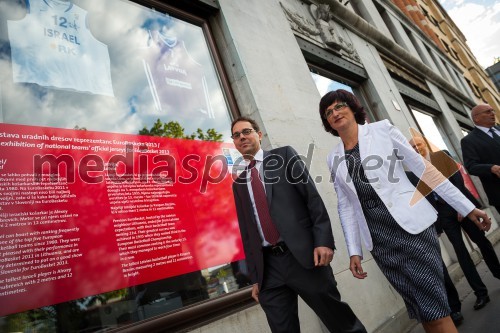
0 123 244 316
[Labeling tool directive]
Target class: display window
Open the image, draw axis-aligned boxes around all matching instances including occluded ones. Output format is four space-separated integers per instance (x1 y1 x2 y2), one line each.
410 108 480 200
310 71 354 95
0 1 249 331
410 108 451 153
310 69 376 123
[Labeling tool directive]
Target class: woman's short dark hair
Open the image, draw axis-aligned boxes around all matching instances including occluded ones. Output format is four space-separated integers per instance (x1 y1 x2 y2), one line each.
319 89 367 136
231 116 260 134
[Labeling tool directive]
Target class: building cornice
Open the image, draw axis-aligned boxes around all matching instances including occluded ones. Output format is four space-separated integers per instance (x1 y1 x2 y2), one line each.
318 0 474 106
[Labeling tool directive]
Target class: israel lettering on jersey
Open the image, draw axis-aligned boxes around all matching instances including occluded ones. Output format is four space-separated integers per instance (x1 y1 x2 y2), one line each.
7 0 114 96
140 30 214 118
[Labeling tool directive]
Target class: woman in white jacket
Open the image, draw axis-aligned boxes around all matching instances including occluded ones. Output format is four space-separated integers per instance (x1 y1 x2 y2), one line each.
319 90 490 333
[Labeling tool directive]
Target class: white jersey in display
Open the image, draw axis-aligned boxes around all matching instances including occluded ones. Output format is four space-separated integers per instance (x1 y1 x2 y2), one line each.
141 31 214 118
7 0 114 96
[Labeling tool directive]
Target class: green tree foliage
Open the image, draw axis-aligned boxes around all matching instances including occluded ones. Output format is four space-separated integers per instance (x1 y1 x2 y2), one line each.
3 308 56 333
139 119 223 142
1 289 130 332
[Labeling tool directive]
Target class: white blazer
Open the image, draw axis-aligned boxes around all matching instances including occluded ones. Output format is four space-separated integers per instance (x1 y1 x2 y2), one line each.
327 120 475 258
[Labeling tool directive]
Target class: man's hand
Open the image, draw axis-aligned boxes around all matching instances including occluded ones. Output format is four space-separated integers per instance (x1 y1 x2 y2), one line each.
467 208 491 232
314 246 334 266
491 165 500 178
349 255 367 279
457 213 464 222
251 284 259 303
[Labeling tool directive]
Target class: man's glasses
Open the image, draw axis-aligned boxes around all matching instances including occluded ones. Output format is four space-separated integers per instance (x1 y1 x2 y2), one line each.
231 128 255 140
323 102 348 119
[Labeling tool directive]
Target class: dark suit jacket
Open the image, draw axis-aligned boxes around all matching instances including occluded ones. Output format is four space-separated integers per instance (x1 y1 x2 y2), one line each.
461 126 500 207
232 146 335 287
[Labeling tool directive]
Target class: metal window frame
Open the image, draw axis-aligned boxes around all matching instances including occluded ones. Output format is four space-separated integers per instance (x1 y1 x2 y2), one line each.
133 0 240 119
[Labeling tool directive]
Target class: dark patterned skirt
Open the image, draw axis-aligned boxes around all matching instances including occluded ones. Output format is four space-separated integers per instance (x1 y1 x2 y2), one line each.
346 144 449 322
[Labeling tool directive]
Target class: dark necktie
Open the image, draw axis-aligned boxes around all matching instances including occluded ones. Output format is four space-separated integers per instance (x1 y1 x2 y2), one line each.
489 128 500 145
248 160 280 245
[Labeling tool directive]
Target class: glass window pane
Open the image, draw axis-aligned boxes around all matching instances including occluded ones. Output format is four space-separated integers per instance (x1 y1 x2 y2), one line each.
0 0 233 141
310 72 353 96
410 109 449 152
310 70 375 123
410 109 482 202
0 0 248 331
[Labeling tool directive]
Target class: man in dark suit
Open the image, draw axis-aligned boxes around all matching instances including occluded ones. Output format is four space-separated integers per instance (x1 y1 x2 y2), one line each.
461 104 500 213
410 137 500 311
231 116 366 333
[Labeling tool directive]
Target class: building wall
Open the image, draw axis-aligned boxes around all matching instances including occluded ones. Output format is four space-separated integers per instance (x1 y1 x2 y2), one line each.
209 1 410 331
486 61 500 93
412 0 500 120
197 0 500 332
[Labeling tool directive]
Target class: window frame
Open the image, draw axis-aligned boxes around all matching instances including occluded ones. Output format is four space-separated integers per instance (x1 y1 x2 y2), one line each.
132 0 240 120
308 63 376 123
408 106 457 157
115 287 254 333
114 3 252 330
0 0 253 331
95 2 252 329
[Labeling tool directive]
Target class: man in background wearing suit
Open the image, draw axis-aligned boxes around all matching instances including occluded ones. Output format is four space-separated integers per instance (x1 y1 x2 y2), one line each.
410 136 500 311
461 104 500 213
231 116 366 333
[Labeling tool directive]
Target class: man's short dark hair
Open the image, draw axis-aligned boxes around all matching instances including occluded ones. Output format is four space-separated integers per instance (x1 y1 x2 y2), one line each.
231 116 260 134
319 89 367 137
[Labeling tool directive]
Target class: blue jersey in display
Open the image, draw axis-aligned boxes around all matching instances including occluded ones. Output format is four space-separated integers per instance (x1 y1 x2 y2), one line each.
7 0 114 96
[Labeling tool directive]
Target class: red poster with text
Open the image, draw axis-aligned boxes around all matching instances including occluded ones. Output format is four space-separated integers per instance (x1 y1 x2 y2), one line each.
0 123 244 316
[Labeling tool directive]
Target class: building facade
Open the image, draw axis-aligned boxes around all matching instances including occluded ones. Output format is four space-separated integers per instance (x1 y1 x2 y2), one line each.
486 60 500 93
0 0 499 332
394 0 500 121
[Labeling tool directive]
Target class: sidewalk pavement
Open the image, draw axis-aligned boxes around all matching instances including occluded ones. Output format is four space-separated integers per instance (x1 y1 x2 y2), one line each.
408 240 500 333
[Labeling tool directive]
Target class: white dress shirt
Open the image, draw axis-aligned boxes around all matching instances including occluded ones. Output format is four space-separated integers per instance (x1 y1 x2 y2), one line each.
476 125 499 138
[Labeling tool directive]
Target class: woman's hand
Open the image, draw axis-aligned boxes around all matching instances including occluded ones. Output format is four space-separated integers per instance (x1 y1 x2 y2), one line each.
467 208 491 231
349 255 368 279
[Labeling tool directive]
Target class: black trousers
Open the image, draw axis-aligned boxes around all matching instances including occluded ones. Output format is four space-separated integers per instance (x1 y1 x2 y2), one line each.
491 205 500 217
442 260 461 313
259 250 366 333
460 218 500 278
438 203 500 296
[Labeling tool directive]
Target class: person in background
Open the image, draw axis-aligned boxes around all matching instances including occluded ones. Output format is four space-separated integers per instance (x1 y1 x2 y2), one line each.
461 104 500 213
320 89 490 333
231 116 366 333
410 136 500 311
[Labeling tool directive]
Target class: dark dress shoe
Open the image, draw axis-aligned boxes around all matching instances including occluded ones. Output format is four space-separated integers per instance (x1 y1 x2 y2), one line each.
450 312 464 326
473 296 490 310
